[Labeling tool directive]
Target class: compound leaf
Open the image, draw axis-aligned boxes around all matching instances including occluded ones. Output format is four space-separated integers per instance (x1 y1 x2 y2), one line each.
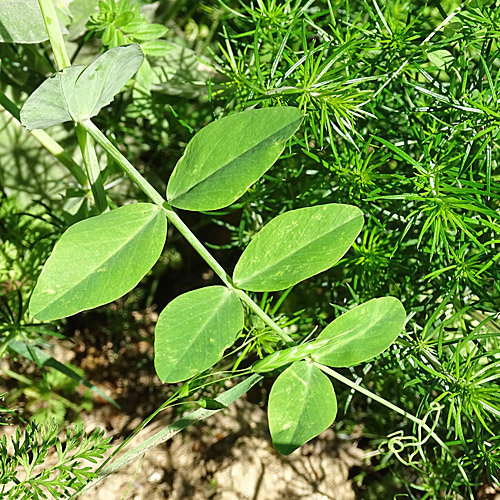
30 203 167 321
233 204 363 291
166 107 303 211
268 360 337 455
312 297 406 367
154 286 244 383
21 44 143 129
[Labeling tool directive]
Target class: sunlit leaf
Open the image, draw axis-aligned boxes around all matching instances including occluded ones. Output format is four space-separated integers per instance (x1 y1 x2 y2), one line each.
312 297 406 367
166 107 303 211
268 360 337 455
0 0 48 43
233 204 364 291
154 286 244 383
21 44 143 129
30 203 167 320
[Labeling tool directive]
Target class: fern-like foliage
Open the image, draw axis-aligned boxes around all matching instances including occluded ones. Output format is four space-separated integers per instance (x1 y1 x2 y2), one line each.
0 422 110 499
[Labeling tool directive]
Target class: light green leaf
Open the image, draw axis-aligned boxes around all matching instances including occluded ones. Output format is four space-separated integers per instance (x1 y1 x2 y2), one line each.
0 0 48 43
443 21 463 38
141 39 173 57
124 22 167 41
65 0 99 40
427 49 454 69
312 297 406 367
268 360 337 455
154 286 244 383
233 204 364 291
21 44 144 129
74 44 143 117
166 107 303 211
29 203 167 321
21 65 83 130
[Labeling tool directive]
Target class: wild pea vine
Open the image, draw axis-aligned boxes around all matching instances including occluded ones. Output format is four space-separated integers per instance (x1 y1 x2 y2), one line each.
0 1 483 498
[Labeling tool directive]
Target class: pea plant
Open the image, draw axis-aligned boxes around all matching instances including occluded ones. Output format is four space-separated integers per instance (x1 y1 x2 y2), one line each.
23 39 406 451
1 1 475 498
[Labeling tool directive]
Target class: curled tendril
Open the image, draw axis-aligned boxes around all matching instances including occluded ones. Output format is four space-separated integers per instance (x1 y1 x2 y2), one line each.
379 401 444 469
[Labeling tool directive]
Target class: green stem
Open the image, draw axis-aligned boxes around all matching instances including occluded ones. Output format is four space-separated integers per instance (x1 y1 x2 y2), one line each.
0 92 87 187
316 364 473 500
38 0 107 211
37 0 71 70
75 126 108 212
71 374 262 498
80 118 294 345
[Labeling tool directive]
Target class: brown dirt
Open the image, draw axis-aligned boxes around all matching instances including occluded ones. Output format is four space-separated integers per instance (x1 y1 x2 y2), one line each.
79 398 363 500
2 305 363 500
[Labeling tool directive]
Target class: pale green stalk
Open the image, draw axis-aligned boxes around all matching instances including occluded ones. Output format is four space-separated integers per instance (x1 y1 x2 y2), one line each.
80 118 295 345
316 363 473 500
75 126 108 212
37 0 108 210
37 0 70 69
0 92 87 187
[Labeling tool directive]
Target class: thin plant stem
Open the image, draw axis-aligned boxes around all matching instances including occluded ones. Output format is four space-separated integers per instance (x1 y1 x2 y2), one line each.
37 0 71 70
0 91 88 187
75 126 108 212
316 363 473 500
80 118 295 345
37 0 108 210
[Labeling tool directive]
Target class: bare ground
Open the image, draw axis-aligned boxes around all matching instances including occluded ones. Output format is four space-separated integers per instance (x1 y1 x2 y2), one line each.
79 397 363 500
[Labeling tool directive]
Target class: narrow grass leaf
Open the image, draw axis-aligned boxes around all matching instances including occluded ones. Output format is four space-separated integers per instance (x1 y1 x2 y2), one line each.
166 107 303 211
312 297 406 367
372 135 423 169
233 204 363 291
8 340 119 408
154 286 244 383
29 203 167 321
268 360 337 455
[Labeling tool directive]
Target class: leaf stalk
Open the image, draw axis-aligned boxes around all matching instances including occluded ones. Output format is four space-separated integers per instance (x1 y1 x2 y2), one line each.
80 119 294 345
37 0 108 210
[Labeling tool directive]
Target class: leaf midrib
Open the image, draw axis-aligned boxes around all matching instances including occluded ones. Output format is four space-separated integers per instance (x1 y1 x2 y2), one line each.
235 211 361 286
286 364 315 444
169 116 302 203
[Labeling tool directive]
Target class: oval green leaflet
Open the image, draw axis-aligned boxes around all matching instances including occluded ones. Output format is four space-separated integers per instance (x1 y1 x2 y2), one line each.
252 296 406 372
